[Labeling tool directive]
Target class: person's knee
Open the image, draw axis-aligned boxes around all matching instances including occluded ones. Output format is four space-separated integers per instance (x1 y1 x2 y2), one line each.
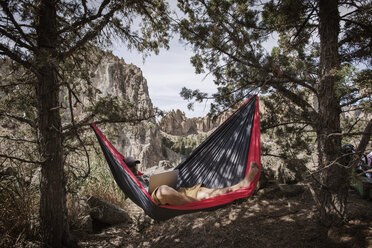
156 185 172 203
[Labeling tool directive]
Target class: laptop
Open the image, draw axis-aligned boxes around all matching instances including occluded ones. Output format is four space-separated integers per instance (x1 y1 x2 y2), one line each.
148 169 179 194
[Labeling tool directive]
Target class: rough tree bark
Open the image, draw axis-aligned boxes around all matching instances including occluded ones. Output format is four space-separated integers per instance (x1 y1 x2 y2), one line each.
316 0 347 226
35 1 73 247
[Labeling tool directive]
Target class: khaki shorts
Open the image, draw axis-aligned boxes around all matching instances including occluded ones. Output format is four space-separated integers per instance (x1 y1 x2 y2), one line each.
151 184 203 205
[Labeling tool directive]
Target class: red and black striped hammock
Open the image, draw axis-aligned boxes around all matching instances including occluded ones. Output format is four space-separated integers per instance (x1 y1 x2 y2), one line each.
91 95 261 221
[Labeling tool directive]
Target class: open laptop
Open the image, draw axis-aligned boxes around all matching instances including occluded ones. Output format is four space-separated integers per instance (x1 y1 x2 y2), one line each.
148 169 179 194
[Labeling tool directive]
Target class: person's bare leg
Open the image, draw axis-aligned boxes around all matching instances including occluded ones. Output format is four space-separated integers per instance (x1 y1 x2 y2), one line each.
231 161 259 190
196 162 259 200
155 185 197 205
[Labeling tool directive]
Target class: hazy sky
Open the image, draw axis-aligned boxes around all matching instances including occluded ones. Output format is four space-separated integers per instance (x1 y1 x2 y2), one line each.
112 36 216 118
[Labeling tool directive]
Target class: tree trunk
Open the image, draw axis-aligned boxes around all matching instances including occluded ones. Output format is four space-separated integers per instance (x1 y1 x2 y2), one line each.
316 0 347 226
36 1 73 247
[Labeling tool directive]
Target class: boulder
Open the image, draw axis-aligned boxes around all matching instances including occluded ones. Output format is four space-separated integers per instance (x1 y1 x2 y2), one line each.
278 184 305 197
158 160 173 170
276 164 298 184
87 196 132 225
80 215 93 233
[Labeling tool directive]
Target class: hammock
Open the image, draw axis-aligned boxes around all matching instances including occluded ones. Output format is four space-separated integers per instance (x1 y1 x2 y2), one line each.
91 95 261 221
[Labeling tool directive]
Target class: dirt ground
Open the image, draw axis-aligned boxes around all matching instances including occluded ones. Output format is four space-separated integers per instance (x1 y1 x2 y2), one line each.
77 183 372 248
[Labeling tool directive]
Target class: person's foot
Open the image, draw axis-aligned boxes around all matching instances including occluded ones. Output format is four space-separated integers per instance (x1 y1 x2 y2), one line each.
241 162 259 188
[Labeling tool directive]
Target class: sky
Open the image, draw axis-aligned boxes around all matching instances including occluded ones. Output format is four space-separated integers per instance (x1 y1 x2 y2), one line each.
112 32 279 118
111 0 278 118
112 37 216 118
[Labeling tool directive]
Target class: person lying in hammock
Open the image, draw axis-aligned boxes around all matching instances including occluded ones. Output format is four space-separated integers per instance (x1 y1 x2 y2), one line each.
124 156 259 206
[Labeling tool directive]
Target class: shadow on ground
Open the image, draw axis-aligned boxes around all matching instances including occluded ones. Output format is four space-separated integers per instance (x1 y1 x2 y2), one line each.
77 184 372 248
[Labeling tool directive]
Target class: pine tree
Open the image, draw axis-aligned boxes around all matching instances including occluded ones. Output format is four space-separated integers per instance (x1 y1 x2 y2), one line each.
176 0 372 226
0 0 170 246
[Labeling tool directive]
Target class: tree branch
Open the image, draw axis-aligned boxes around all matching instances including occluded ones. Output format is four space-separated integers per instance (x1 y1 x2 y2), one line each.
0 28 34 50
57 0 111 35
271 81 319 124
343 118 372 172
261 153 287 159
2 113 36 128
0 81 33 88
355 118 372 155
292 3 317 43
0 154 41 164
66 85 91 179
341 93 372 108
62 114 95 133
178 16 259 70
280 72 317 94
59 2 121 60
358 169 372 177
0 135 37 144
0 1 36 49
327 131 372 137
0 43 34 72
341 18 372 31
261 121 309 132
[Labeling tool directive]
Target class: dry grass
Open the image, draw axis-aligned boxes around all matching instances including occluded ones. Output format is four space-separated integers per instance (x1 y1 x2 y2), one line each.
0 149 128 246
67 158 128 232
0 165 40 247
81 160 127 208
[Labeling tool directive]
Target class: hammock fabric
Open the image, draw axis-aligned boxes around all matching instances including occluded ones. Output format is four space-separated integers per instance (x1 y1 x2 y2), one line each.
91 95 261 221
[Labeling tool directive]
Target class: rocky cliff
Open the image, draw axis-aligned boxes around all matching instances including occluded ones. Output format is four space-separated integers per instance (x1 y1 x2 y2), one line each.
88 51 227 169
158 109 229 136
89 51 165 169
92 54 154 116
